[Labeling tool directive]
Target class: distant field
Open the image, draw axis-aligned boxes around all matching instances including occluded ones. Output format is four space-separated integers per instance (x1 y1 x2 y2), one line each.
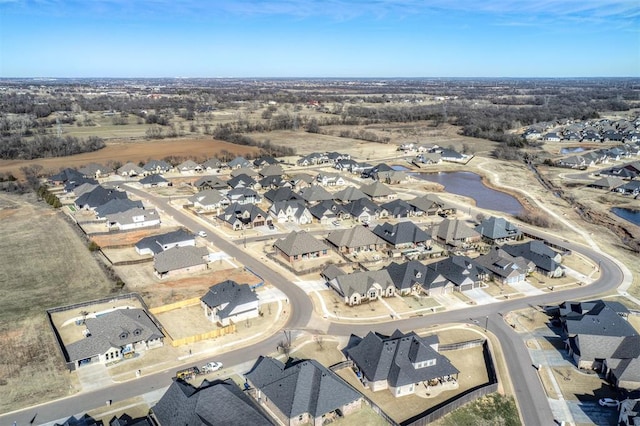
0 193 116 412
0 138 260 179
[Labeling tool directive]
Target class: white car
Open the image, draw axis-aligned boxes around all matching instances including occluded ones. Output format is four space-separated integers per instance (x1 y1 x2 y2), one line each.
202 361 223 373
598 398 619 407
198 231 207 237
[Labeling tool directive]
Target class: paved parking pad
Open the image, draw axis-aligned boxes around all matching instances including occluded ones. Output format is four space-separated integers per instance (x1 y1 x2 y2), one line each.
464 288 497 305
510 280 545 296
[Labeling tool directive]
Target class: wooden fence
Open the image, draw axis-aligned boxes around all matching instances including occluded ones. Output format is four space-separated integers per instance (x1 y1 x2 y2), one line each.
170 323 236 347
149 297 201 314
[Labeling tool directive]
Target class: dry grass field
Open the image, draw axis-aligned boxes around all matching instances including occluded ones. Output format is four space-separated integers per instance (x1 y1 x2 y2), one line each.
0 192 117 413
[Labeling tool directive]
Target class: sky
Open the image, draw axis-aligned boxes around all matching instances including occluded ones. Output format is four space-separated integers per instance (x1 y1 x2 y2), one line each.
0 0 639 78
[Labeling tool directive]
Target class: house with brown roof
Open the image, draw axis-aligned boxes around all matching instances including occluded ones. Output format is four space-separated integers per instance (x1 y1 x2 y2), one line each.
360 181 397 201
153 246 209 278
273 230 329 263
430 218 481 248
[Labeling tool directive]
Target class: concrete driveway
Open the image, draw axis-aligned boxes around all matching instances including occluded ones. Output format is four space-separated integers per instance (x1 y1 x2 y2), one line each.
464 288 497 305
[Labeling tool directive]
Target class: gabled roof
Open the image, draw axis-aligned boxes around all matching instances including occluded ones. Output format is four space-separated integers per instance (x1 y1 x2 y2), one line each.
433 218 480 243
360 181 396 198
95 198 144 218
589 176 626 189
473 246 531 280
143 159 172 172
264 187 302 203
139 174 168 185
227 174 257 189
50 168 85 184
118 162 146 175
136 229 195 255
381 199 413 217
227 187 261 203
201 158 224 169
334 187 367 202
65 309 164 362
274 231 329 256
78 162 109 177
298 185 333 203
231 167 259 178
153 378 273 426
228 156 251 168
245 357 360 419
565 304 637 337
332 269 395 298
346 330 458 387
106 208 159 227
201 280 259 320
475 217 521 240
253 155 278 167
269 200 310 219
326 225 385 248
194 175 227 189
218 203 269 225
428 256 484 286
409 194 454 213
373 222 430 245
501 241 560 273
259 163 284 177
189 189 227 207
343 198 384 218
154 246 208 274
309 200 346 220
76 186 128 209
177 160 201 171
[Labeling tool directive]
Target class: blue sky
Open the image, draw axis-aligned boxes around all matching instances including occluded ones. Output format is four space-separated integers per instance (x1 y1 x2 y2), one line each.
1 0 638 78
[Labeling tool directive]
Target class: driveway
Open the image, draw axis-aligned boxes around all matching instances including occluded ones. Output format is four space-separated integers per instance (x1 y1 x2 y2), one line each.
510 280 545 296
464 288 497 305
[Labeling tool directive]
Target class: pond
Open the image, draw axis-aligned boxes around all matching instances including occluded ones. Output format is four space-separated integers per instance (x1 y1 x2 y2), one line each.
391 165 411 171
414 171 524 215
611 207 640 227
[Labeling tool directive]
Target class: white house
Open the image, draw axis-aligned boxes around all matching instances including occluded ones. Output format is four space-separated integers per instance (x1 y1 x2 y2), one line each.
201 280 260 327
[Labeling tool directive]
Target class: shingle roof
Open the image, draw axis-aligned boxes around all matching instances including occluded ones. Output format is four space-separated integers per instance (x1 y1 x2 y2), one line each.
274 231 329 256
381 199 412 217
332 269 395 298
65 309 163 362
188 189 227 207
194 175 227 189
501 241 561 273
154 246 208 274
475 217 521 240
309 200 346 220
201 280 259 320
360 181 396 198
95 198 144 218
76 186 128 209
298 185 333 203
264 187 302 203
153 378 274 426
334 187 367 202
428 256 483 287
372 222 430 245
347 330 458 387
227 174 257 189
433 218 480 243
245 357 361 419
135 229 195 255
105 207 159 227
326 225 384 249
143 159 172 172
259 164 284 177
139 174 168 185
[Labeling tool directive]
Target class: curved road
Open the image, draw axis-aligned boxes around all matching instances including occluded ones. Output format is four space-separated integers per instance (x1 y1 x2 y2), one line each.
0 186 627 426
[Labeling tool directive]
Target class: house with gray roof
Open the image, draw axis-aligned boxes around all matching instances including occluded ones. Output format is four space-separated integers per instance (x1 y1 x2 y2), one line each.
381 199 413 218
139 174 170 188
218 203 270 230
333 186 367 203
135 229 195 256
64 308 164 369
386 260 454 296
360 181 397 201
188 189 229 211
269 200 313 225
346 330 459 397
431 218 481 249
117 162 146 177
325 269 395 306
230 167 259 178
427 256 485 291
316 172 346 187
298 185 333 204
227 173 258 190
502 240 563 277
588 176 626 190
94 198 144 220
245 356 362 426
259 175 290 190
143 159 172 174
475 216 521 243
201 280 259 327
343 198 388 223
153 246 208 278
253 155 278 167
326 225 386 254
177 160 203 174
76 185 128 210
409 194 456 216
373 221 431 250
106 208 160 231
264 187 302 203
226 187 261 205
274 231 329 263
308 200 348 224
473 246 533 285
78 162 110 179
152 378 273 426
194 175 227 191
259 163 284 178
201 157 224 171
228 156 251 169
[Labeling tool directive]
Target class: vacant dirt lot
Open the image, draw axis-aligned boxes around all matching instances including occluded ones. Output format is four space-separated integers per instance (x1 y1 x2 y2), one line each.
0 193 117 413
0 138 261 179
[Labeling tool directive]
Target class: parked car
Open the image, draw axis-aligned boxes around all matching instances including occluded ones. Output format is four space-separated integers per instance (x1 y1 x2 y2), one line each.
198 230 207 237
268 223 275 230
201 361 223 373
598 398 619 407
332 220 340 227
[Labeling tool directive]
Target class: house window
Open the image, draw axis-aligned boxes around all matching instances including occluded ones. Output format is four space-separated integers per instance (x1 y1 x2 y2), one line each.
293 255 299 260
369 291 377 299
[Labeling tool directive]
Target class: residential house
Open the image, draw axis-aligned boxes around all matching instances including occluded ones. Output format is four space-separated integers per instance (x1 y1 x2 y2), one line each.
106 208 161 231
473 246 534 285
143 159 172 174
188 189 229 211
588 176 626 191
375 170 408 185
49 168 87 186
409 194 456 216
440 148 469 163
346 330 459 397
360 181 397 201
557 156 586 169
227 188 261 205
326 225 386 254
386 260 454 296
245 357 362 426
543 132 562 142
289 174 314 191
431 218 481 248
152 379 273 426
264 187 303 204
78 163 110 179
227 174 258 190
218 203 271 230
475 216 522 243
269 200 313 225
201 158 224 172
118 162 146 177
373 222 431 251
135 229 195 256
259 175 290 190
273 230 329 263
230 167 259 178
201 280 260 327
326 152 351 163
297 152 328 166
381 199 413 218
298 185 333 204
76 186 128 210
427 256 485 291
614 180 640 196
324 269 395 306
253 155 278 168
309 200 348 224
343 198 387 223
139 174 170 188
67 182 97 198
194 175 227 191
414 152 442 165
153 246 209 278
316 172 345 187
94 199 144 220
227 156 251 169
64 308 164 369
502 240 564 277
333 186 367 203
259 164 284 178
